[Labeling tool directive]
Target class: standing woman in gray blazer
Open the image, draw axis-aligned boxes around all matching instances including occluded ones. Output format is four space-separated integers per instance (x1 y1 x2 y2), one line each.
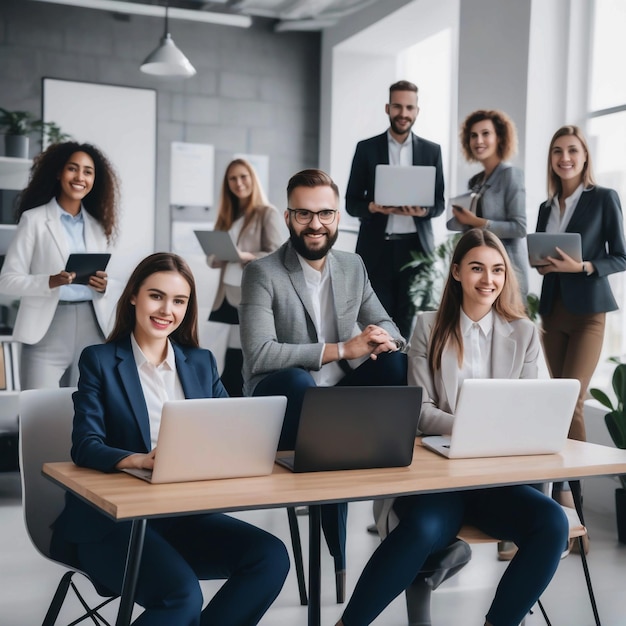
0 142 119 389
448 109 529 300
536 125 626 446
207 158 283 395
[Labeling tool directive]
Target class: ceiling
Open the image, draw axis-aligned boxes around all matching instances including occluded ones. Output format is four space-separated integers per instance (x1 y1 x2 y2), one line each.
37 0 384 32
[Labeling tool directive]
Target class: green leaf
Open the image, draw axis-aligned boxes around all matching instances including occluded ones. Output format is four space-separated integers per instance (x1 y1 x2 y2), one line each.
606 411 626 449
589 388 615 411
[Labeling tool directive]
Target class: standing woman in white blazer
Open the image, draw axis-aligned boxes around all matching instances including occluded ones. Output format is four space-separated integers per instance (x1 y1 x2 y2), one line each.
0 141 119 389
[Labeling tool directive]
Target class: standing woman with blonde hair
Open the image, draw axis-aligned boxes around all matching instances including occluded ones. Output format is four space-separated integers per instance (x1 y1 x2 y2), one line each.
208 158 283 395
0 141 119 389
535 125 626 452
449 109 528 299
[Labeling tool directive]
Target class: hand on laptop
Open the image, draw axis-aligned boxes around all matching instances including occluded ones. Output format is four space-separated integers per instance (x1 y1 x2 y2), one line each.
538 247 591 275
115 449 156 471
452 205 484 227
390 205 428 217
368 201 395 215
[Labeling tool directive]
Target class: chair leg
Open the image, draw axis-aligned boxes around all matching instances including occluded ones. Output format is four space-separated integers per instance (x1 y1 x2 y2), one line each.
405 575 433 626
43 571 75 626
536 599 553 626
287 507 308 606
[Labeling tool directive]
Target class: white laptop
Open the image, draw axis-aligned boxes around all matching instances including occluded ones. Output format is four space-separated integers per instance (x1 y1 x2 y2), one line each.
527 233 582 268
123 396 286 484
374 165 436 207
421 379 579 459
194 230 241 263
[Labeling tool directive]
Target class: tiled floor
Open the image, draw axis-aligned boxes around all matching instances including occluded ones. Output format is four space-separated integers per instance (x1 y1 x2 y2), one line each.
1 470 626 625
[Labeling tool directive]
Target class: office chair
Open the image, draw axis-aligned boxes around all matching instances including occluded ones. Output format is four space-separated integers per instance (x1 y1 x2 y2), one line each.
19 387 119 626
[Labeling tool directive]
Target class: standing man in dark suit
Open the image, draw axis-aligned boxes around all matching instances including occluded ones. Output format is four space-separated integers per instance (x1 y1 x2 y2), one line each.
346 80 445 338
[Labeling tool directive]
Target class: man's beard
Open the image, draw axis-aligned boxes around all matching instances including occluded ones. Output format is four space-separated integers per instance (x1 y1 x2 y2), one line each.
389 114 414 136
289 224 338 261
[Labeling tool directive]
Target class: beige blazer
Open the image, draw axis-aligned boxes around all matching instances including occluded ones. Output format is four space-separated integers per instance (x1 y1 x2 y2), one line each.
211 205 284 310
0 200 111 345
374 309 542 538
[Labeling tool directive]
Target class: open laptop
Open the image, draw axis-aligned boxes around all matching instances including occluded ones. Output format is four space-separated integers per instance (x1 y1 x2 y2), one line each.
527 233 582 268
422 379 580 459
374 165 436 207
276 386 421 472
194 230 241 263
123 396 286 483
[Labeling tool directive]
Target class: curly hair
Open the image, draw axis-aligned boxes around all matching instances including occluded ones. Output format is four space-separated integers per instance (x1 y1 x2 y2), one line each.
107 252 199 348
428 229 525 372
16 141 120 242
460 110 518 163
214 159 269 233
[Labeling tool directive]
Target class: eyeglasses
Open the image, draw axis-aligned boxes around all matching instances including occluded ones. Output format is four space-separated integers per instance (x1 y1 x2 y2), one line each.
287 208 338 225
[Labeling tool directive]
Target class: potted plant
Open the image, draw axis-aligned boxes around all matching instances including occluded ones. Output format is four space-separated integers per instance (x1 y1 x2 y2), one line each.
589 358 626 543
0 108 39 158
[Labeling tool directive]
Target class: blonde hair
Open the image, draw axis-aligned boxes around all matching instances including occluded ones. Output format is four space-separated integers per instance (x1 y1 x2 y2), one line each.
547 125 596 198
215 159 269 233
428 229 526 372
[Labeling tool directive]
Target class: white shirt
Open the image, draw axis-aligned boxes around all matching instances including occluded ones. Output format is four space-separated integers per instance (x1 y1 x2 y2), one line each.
458 309 494 394
386 130 417 235
546 183 584 233
131 334 185 448
296 254 344 387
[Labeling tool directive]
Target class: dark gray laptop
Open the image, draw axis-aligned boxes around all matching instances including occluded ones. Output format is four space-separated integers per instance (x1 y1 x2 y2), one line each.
276 386 422 472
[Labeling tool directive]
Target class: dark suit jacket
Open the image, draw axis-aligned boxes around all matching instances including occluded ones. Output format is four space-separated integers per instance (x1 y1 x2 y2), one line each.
53 336 227 546
345 131 445 268
536 186 626 315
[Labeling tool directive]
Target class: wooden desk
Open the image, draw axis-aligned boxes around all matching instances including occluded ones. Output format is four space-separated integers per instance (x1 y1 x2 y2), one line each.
43 439 626 626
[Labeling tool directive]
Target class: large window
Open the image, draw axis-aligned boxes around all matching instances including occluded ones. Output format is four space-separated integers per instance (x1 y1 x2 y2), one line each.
588 0 626 380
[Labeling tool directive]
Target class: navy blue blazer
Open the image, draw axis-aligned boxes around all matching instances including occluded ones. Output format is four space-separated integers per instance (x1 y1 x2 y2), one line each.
52 336 227 546
345 131 445 266
536 186 626 315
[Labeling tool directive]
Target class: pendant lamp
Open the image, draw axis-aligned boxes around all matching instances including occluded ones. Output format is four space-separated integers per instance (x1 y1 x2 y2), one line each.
140 3 196 78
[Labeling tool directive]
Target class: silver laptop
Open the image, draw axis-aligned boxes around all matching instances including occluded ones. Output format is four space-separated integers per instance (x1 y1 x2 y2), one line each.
374 165 436 207
422 379 579 459
123 396 286 483
527 233 582 268
194 230 241 263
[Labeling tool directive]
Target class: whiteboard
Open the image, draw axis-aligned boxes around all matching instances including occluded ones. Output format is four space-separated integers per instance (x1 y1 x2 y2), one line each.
42 78 156 300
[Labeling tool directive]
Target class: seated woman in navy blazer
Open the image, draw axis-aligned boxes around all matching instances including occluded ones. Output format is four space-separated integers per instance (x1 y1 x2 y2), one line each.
52 252 289 626
336 230 568 626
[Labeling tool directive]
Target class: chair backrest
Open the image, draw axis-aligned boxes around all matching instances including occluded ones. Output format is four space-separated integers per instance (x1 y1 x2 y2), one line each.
19 387 77 560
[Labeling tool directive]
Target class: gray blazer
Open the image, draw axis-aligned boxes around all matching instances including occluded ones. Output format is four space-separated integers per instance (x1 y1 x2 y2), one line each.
239 241 404 395
374 309 542 538
447 163 528 296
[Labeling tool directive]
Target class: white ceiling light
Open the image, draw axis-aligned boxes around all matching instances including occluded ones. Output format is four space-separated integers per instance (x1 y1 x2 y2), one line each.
140 4 196 78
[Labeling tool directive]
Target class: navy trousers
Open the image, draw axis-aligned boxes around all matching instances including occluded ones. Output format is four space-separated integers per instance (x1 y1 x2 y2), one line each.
252 350 407 570
76 513 289 626
341 485 569 626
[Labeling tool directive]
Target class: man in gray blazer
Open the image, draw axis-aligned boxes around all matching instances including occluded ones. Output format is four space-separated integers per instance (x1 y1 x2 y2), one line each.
240 169 407 583
346 80 445 338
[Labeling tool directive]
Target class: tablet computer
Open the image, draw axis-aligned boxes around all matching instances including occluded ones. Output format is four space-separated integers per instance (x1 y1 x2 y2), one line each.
374 165 436 207
527 233 582 267
194 230 241 263
64 253 111 284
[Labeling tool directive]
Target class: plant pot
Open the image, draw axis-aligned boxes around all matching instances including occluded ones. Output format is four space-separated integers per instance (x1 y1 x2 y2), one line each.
4 134 29 158
616 487 626 544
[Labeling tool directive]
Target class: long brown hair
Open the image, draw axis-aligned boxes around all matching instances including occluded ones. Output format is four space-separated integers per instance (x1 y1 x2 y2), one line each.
428 229 526 372
547 125 596 198
108 253 199 347
17 141 119 242
214 159 269 235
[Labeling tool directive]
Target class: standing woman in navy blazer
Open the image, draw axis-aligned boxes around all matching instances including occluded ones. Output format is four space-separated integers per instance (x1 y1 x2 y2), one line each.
52 252 289 626
535 125 626 444
0 141 119 389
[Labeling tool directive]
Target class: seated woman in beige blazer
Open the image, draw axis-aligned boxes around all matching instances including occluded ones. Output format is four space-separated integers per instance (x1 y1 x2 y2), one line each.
207 158 284 395
337 229 568 626
0 142 119 390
